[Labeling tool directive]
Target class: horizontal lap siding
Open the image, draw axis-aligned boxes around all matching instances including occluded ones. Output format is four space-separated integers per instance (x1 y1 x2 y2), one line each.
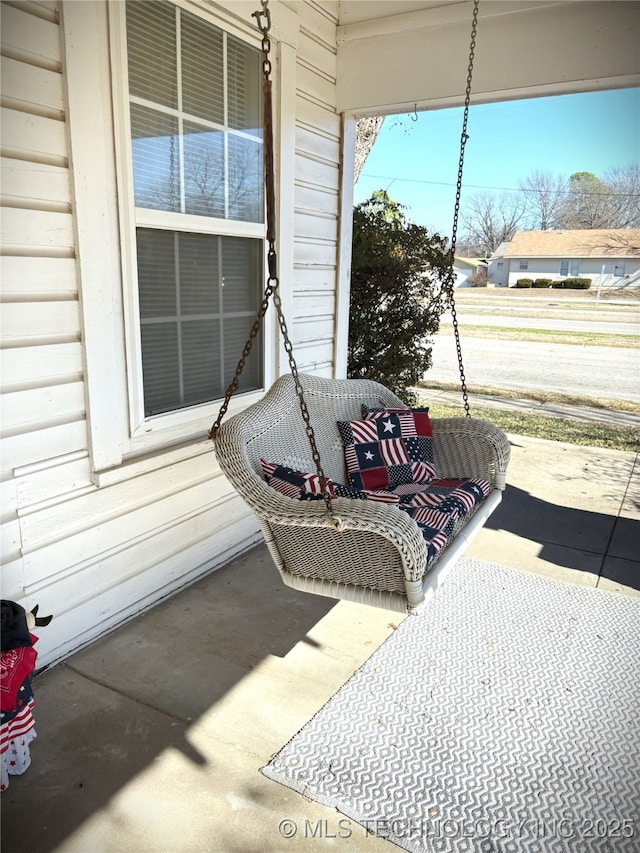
0 2 88 605
294 1 340 376
1 1 262 666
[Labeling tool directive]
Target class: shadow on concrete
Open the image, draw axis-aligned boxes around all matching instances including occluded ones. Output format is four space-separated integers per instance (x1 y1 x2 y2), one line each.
0 548 336 853
485 482 640 591
3 443 638 850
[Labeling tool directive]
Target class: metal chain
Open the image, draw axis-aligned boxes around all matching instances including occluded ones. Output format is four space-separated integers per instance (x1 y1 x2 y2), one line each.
210 0 336 523
444 0 480 418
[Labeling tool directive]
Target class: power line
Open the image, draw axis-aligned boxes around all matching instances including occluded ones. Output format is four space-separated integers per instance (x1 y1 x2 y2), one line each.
360 172 640 198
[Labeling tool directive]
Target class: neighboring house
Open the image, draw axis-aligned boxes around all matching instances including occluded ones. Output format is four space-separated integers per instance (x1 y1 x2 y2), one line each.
1 0 638 667
453 257 488 287
488 230 640 289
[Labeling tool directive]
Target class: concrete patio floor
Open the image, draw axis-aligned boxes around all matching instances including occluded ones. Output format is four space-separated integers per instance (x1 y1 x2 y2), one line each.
2 434 638 853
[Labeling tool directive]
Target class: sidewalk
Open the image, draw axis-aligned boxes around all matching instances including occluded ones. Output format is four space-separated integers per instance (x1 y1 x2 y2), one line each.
424 388 640 428
1 434 638 853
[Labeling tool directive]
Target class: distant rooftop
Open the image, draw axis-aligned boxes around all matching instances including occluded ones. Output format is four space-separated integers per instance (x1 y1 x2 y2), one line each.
495 229 640 258
454 256 487 268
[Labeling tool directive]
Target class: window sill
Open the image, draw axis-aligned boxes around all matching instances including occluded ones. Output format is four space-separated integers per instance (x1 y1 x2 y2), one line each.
95 388 265 488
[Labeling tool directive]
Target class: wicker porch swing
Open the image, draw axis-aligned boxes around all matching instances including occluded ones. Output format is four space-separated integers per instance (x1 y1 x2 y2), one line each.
210 0 510 613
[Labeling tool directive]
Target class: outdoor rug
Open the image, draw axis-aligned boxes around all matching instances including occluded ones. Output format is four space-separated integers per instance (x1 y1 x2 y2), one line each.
261 558 640 852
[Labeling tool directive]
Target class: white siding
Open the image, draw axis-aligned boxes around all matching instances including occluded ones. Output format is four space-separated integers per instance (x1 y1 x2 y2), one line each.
503 258 640 289
293 1 340 375
1 0 345 666
0 3 88 615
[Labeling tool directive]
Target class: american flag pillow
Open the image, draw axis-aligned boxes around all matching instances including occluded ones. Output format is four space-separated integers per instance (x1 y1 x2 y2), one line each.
260 460 400 504
362 405 436 471
338 409 437 491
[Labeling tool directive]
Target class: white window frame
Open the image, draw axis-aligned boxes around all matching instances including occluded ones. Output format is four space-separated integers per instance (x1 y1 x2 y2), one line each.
613 261 626 277
65 1 299 473
518 259 528 271
112 0 270 441
560 259 580 277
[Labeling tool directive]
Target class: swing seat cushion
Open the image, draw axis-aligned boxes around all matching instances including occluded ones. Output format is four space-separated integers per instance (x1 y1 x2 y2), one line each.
337 408 436 491
396 477 491 563
261 456 491 568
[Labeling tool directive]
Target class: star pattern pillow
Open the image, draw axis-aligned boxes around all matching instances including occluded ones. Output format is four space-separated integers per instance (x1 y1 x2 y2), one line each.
363 405 436 471
337 409 437 491
260 460 400 504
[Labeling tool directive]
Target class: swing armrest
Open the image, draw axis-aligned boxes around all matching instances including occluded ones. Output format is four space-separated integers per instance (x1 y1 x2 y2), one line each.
214 429 429 583
251 491 429 585
430 417 510 489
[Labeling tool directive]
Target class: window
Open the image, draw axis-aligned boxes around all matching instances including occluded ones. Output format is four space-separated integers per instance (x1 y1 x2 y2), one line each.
560 259 580 277
518 260 528 271
124 0 264 418
613 262 626 277
497 261 504 271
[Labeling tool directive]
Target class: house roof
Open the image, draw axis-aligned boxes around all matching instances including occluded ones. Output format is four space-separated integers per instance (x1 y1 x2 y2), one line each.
453 257 487 269
493 229 640 259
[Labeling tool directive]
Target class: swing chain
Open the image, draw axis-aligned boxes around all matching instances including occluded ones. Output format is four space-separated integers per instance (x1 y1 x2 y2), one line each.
211 0 336 523
445 0 479 418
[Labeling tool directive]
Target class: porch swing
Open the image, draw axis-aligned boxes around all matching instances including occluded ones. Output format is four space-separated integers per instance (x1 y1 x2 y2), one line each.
210 0 510 613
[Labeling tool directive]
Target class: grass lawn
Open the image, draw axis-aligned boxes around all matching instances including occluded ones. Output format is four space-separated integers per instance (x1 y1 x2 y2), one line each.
456 325 639 348
416 382 640 453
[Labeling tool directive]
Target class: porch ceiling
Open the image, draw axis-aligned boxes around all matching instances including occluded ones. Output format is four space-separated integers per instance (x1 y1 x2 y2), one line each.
337 0 465 26
335 0 640 116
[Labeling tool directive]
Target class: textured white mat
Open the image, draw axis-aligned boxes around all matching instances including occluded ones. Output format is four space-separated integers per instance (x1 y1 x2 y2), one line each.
262 559 640 852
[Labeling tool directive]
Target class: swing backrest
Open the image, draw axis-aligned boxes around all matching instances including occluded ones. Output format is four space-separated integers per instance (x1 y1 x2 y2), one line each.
214 373 406 510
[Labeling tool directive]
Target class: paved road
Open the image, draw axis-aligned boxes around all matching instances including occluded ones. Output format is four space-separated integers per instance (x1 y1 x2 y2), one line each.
428 334 640 403
440 313 639 335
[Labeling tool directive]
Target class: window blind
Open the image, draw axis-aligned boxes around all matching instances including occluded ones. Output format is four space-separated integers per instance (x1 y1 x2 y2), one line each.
137 229 262 415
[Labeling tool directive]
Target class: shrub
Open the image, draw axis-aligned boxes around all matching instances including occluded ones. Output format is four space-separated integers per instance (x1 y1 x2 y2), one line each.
563 277 592 290
349 191 450 404
533 278 552 288
515 278 533 288
468 269 488 287
552 280 566 288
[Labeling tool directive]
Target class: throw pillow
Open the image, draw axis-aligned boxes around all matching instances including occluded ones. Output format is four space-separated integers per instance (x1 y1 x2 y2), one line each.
337 409 436 491
260 460 400 504
362 405 436 472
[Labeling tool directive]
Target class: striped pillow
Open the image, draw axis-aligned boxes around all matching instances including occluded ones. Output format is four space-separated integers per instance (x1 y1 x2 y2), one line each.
260 460 400 504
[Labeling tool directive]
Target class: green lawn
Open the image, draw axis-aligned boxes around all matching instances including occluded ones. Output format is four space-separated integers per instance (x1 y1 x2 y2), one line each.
426 402 639 453
456 325 639 348
416 382 639 453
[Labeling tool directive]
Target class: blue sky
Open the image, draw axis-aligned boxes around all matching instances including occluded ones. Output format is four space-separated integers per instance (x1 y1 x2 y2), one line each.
354 88 640 237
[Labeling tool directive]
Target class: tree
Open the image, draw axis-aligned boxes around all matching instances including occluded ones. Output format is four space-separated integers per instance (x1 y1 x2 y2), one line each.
460 191 526 255
354 117 385 182
460 163 640 247
599 163 640 228
519 169 567 230
557 171 613 229
348 190 450 404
